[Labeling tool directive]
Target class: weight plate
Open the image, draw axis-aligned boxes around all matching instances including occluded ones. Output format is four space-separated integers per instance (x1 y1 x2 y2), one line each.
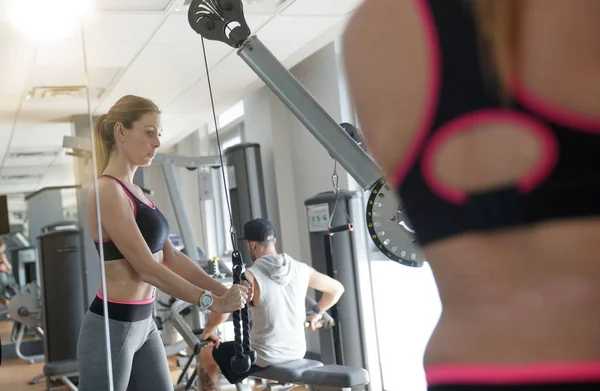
7 289 41 328
366 178 427 267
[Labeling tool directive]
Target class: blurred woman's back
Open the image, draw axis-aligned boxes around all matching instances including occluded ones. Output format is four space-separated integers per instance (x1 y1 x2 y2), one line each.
343 1 600 390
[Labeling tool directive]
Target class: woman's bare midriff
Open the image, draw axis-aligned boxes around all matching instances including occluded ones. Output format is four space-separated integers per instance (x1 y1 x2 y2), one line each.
96 252 163 302
423 218 600 367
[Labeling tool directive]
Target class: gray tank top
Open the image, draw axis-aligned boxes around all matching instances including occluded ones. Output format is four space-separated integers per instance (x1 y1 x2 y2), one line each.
248 253 311 367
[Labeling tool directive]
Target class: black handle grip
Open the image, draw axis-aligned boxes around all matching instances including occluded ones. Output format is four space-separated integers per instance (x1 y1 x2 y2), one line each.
328 223 354 236
199 338 216 346
191 338 216 355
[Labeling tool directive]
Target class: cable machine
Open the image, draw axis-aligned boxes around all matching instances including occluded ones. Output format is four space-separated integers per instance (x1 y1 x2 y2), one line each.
186 0 426 268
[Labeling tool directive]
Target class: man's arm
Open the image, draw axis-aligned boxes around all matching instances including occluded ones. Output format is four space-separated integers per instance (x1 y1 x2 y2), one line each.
308 268 345 313
162 239 228 296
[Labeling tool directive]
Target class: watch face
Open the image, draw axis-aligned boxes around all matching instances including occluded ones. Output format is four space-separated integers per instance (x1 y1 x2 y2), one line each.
201 294 213 307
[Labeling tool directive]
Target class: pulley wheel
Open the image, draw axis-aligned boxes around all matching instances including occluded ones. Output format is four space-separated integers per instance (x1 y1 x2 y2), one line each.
366 178 426 267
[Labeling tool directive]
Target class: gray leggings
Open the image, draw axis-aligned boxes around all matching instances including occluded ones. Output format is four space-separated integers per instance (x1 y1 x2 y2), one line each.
77 310 173 391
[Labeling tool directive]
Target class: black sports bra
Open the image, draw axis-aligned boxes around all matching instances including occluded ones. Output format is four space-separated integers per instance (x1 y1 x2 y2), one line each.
394 0 600 247
94 175 170 261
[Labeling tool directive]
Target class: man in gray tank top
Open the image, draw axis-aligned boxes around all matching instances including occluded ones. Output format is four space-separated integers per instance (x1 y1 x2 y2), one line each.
197 218 345 390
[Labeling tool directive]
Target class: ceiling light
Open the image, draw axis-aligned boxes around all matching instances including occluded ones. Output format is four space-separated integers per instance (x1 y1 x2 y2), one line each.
7 0 94 43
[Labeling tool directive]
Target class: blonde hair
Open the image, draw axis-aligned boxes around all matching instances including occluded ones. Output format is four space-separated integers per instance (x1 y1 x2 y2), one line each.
470 0 520 97
93 95 160 175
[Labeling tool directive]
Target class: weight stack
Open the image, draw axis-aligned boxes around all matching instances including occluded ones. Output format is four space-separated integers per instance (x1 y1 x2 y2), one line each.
37 227 86 363
304 190 366 368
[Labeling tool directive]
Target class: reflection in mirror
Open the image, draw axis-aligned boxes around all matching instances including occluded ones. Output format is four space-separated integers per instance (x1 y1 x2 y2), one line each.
83 95 165 390
2 2 249 390
1 1 101 387
77 42 245 391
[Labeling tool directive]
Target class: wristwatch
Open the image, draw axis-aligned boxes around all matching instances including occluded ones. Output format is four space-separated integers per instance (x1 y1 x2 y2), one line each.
199 290 214 309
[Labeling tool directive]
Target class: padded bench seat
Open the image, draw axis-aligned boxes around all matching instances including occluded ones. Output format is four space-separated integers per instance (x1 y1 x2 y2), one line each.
44 359 79 377
301 365 369 388
253 359 323 383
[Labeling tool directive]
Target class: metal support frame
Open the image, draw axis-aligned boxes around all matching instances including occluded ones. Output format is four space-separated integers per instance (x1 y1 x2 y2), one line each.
160 159 202 263
62 135 91 152
154 153 226 261
236 36 380 191
187 1 381 191
156 153 227 332
63 136 225 169
153 155 226 336
152 152 225 169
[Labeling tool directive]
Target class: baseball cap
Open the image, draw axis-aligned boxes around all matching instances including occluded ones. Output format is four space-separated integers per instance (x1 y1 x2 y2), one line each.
241 218 276 242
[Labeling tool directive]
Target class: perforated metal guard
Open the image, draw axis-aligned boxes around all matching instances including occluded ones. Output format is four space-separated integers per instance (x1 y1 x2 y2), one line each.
366 179 426 267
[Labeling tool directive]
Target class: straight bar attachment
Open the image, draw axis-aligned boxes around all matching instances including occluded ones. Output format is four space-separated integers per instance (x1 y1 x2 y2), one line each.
152 153 225 168
63 137 226 168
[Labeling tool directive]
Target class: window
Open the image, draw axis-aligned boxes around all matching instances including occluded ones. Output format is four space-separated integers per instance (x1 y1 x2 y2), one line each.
220 135 242 152
207 101 244 135
370 262 441 391
209 121 244 156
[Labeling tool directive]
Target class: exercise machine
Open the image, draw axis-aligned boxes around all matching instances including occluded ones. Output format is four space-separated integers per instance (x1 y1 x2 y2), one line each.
6 282 45 365
305 191 363 368
155 142 269 267
153 152 222 264
169 300 221 391
184 2 387 388
34 222 85 390
186 0 425 269
1 232 43 370
224 143 268 266
170 297 368 391
11 247 38 290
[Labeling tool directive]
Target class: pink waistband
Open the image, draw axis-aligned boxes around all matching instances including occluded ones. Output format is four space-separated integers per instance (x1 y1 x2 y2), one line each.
96 293 155 305
426 361 600 386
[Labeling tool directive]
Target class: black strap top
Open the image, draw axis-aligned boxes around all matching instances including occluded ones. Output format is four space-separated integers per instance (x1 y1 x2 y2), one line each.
394 0 600 246
94 175 170 261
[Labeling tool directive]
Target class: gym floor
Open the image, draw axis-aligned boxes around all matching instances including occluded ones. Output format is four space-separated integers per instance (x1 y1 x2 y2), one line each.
0 321 302 390
0 355 184 391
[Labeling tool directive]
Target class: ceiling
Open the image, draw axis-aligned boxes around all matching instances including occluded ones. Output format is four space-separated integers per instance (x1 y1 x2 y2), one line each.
0 0 362 220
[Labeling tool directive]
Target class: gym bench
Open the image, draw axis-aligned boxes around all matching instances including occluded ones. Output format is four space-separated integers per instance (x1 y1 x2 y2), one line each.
237 359 370 391
44 359 79 391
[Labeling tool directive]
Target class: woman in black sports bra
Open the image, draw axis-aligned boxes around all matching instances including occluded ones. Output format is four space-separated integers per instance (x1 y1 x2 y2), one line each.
343 1 600 391
76 95 251 391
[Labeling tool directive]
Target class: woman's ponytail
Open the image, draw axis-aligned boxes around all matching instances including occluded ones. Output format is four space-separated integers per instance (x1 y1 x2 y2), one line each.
93 114 111 176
